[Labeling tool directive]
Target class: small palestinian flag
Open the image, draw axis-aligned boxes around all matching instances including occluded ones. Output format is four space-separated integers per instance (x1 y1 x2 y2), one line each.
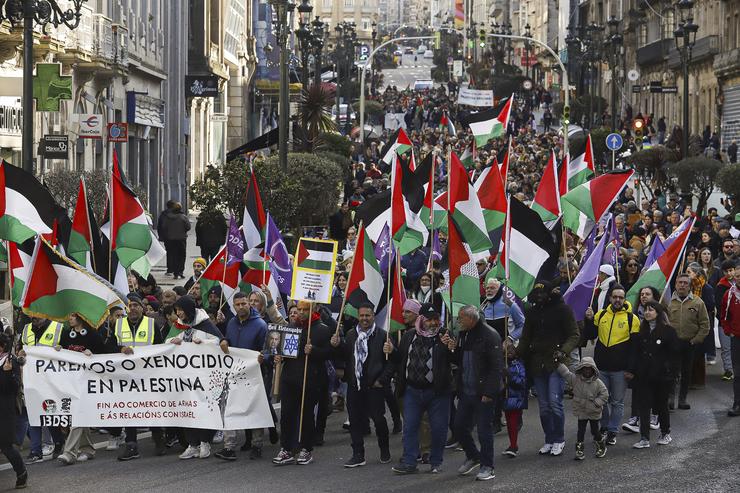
562 170 634 238
460 141 475 169
439 111 456 136
466 97 513 147
21 238 125 328
296 238 335 272
567 134 596 191
391 154 428 255
198 245 241 307
447 216 481 316
473 161 507 258
8 239 34 306
68 177 101 271
0 160 69 244
243 168 267 250
345 225 384 319
531 150 562 224
387 253 407 333
448 152 491 254
626 217 695 306
381 128 413 164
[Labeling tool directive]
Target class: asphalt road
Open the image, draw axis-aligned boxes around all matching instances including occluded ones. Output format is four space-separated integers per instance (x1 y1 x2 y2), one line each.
383 53 434 90
3 362 738 493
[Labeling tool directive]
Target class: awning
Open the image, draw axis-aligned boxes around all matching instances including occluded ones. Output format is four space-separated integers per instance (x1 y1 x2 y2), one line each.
226 127 279 161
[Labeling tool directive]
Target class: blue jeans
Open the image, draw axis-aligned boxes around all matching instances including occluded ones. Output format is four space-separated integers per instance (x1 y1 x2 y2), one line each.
599 370 627 433
28 426 64 456
401 387 450 467
718 328 733 373
532 371 565 444
453 394 495 468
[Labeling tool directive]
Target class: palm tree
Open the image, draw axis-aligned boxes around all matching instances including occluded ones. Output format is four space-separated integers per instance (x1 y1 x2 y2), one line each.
296 84 336 152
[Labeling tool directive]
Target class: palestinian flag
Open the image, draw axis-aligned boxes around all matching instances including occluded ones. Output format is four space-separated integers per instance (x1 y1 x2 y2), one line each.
439 111 456 136
345 225 384 319
243 169 267 250
387 253 407 333
68 178 101 270
198 246 241 307
447 216 481 316
503 197 557 299
626 217 695 306
498 138 511 183
21 238 125 328
562 170 634 238
391 154 428 255
448 152 491 254
296 238 335 272
0 160 69 244
567 134 596 191
239 245 286 316
558 153 569 197
381 128 413 165
473 161 507 258
419 155 447 232
466 97 513 147
460 141 475 169
531 150 561 223
8 239 34 306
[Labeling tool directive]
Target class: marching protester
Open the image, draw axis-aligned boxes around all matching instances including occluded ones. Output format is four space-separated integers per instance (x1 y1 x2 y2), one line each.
714 260 737 381
0 332 27 489
184 258 207 291
719 271 740 416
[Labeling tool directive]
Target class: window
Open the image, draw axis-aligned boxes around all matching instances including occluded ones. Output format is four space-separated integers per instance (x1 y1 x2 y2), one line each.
662 9 674 39
344 0 353 6
224 0 247 57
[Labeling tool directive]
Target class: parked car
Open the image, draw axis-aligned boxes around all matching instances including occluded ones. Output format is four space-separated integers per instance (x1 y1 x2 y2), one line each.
404 47 414 55
423 49 434 59
413 79 434 91
331 103 356 123
417 45 427 54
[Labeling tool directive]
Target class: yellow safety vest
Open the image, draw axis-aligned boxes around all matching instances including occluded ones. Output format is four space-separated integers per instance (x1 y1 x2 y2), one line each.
115 316 155 347
22 321 63 347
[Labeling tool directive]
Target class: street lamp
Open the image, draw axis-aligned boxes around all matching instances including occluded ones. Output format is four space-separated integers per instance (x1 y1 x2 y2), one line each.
371 21 377 95
0 0 87 175
311 16 325 88
674 0 698 158
296 0 313 90
524 23 532 81
269 0 296 172
606 16 623 132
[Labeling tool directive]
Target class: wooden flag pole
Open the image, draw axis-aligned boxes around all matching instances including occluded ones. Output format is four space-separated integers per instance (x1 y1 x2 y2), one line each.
426 154 436 273
107 179 113 284
82 177 97 273
334 220 364 337
298 301 314 442
561 221 571 284
385 242 393 360
218 218 230 309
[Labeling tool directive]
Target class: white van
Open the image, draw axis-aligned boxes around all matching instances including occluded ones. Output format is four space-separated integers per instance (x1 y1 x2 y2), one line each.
413 79 434 91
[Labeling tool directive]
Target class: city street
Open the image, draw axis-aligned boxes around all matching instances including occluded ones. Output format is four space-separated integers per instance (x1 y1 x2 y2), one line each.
382 53 434 90
3 363 737 492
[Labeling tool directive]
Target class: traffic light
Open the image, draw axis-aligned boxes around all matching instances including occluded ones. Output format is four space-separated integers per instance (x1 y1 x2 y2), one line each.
479 29 486 48
633 118 644 141
563 105 570 124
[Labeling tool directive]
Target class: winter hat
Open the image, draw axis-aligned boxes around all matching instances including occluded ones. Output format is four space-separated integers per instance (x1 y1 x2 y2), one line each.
145 295 160 311
419 303 440 319
174 296 197 323
208 285 222 297
599 264 615 277
402 299 422 314
193 257 207 269
126 293 143 306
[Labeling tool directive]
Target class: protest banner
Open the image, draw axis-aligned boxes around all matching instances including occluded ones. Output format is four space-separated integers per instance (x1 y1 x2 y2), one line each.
23 344 273 430
457 86 494 107
290 237 338 304
384 113 407 130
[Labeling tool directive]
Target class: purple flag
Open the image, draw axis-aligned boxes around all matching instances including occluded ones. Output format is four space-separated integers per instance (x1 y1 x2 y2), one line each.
641 236 665 274
226 215 245 266
265 213 293 294
564 229 609 322
431 229 442 261
580 226 597 268
374 223 392 277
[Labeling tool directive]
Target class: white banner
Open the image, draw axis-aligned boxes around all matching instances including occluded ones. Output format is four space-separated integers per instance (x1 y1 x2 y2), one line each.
457 87 494 107
23 344 273 430
384 113 407 130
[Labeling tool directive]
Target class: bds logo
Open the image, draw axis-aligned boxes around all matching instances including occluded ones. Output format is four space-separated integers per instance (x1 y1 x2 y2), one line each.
40 398 71 426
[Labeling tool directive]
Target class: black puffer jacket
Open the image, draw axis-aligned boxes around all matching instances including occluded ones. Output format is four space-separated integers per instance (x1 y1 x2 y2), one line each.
0 356 21 448
338 325 394 390
451 319 504 399
628 319 680 383
517 292 580 374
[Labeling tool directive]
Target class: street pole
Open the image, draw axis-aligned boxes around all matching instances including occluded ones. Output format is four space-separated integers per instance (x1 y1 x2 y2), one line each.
682 49 690 158
22 6 34 174
279 30 289 172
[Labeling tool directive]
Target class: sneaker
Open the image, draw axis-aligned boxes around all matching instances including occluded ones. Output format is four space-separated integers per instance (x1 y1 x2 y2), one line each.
380 449 392 464
57 453 75 465
198 442 211 459
595 440 607 458
605 432 617 446
632 439 650 449
106 435 124 451
550 442 565 456
15 471 28 489
721 370 734 381
574 442 585 461
214 448 237 461
117 445 140 461
343 455 366 468
212 431 224 443
622 416 640 433
179 445 200 459
342 420 350 431
41 444 54 457
444 438 459 449
475 466 495 481
650 415 660 430
503 446 518 458
419 452 429 464
392 463 418 474
538 443 553 455
456 458 480 475
25 454 43 465
165 436 180 448
430 465 442 474
657 433 672 445
77 453 93 462
249 446 262 460
272 449 296 465
296 449 313 465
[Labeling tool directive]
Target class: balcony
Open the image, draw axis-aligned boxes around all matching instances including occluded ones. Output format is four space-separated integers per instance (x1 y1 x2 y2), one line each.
667 35 719 69
636 38 672 67
714 47 740 79
92 14 114 63
112 24 129 71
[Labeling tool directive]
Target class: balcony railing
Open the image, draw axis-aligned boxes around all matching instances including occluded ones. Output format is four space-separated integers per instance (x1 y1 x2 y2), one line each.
93 14 114 62
667 35 719 69
714 47 740 78
636 38 672 66
113 24 129 69
62 4 95 53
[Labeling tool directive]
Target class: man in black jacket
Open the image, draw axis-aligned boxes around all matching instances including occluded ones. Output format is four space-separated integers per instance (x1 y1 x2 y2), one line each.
330 303 393 468
385 304 453 474
444 305 503 482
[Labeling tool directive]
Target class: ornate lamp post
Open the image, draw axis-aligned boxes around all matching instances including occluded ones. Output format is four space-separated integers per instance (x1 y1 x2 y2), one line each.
606 16 623 132
0 0 87 174
524 23 532 81
269 0 295 171
311 16 325 88
296 0 313 90
371 21 377 95
674 0 698 158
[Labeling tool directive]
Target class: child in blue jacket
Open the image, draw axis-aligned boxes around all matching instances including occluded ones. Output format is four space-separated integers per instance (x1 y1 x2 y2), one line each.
502 355 527 457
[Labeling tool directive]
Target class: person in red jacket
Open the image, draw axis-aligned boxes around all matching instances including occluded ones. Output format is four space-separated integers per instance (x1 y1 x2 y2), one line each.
719 282 740 417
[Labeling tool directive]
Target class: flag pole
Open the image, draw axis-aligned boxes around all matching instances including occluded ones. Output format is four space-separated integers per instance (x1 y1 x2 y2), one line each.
334 220 364 337
385 240 393 361
427 154 436 274
82 177 97 273
107 176 113 284
298 301 314 442
5 241 12 321
218 215 230 309
561 222 571 284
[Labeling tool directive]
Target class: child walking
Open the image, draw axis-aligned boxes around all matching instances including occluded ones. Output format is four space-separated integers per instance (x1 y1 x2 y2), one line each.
557 357 609 460
502 356 527 457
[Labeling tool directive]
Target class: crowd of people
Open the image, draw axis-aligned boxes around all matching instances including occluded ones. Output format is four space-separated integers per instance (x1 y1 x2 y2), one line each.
1 85 739 490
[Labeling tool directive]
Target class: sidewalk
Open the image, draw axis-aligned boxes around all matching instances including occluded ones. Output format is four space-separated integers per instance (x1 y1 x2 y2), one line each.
150 213 200 290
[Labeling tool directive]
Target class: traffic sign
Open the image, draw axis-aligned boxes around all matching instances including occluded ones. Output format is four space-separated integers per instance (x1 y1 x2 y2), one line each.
43 135 69 159
661 86 678 93
78 113 103 139
632 85 642 93
606 133 623 151
107 122 128 143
